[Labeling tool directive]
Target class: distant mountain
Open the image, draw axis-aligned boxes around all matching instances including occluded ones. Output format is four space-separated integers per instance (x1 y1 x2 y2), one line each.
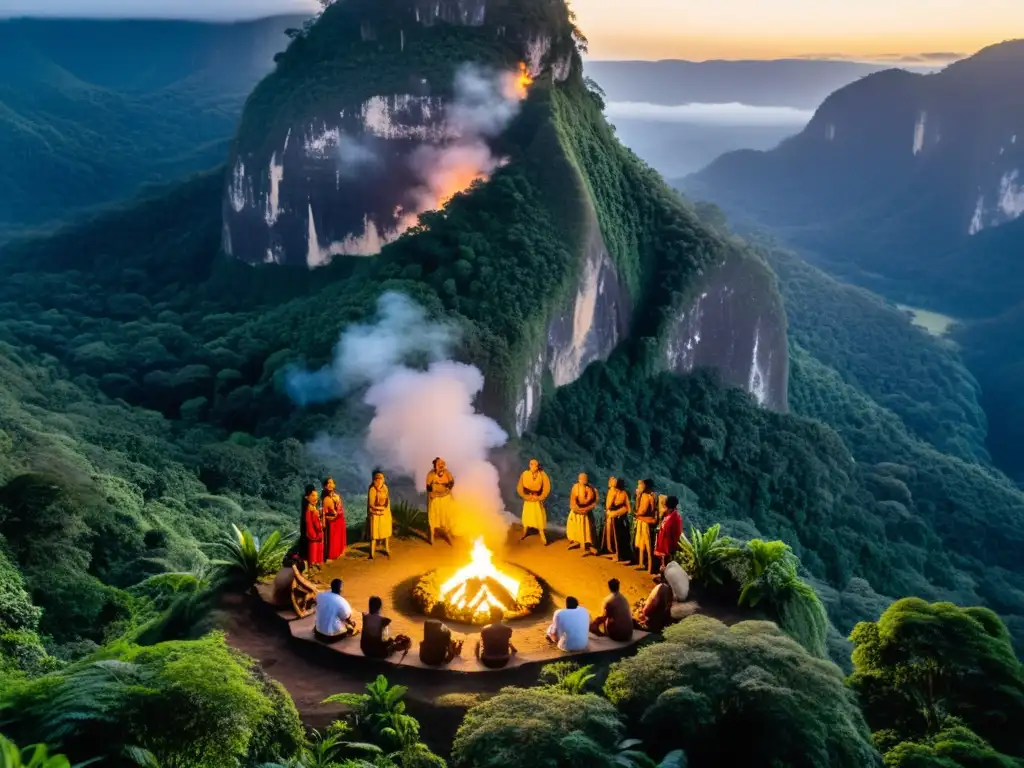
584 59 934 110
0 16 307 232
682 40 1024 318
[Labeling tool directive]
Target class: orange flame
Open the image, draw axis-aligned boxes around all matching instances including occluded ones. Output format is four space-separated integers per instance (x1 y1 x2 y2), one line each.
503 62 534 101
439 537 521 617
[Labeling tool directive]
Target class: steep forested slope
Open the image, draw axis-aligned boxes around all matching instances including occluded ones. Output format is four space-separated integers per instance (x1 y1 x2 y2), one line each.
0 16 304 233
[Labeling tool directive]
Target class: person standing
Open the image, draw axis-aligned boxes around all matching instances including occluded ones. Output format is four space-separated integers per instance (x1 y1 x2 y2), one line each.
566 473 598 556
426 458 455 545
366 471 393 559
601 477 632 563
301 485 324 567
321 477 346 562
633 479 657 572
517 458 551 545
654 495 684 573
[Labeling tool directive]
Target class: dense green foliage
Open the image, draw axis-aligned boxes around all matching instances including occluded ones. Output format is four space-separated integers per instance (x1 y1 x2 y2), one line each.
603 616 880 767
452 686 625 768
0 17 302 233
0 735 71 768
1 632 304 767
849 599 1024 759
879 722 1024 768
760 243 989 465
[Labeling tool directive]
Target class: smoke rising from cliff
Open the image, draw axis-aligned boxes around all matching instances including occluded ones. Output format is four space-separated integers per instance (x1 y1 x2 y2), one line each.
285 292 512 541
336 132 380 179
403 63 526 219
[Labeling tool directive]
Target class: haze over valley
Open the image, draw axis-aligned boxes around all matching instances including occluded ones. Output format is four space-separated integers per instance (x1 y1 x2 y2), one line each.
0 3 1022 768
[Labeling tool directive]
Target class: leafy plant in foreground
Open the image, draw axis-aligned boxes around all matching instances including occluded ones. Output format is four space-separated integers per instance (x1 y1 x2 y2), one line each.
675 524 740 587
212 524 294 587
539 661 597 694
0 735 71 768
613 740 687 768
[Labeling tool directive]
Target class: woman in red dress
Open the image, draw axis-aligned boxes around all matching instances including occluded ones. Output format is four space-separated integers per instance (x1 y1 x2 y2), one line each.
301 484 324 566
321 477 346 561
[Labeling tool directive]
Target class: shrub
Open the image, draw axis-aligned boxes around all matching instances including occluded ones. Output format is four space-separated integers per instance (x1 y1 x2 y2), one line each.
452 686 624 768
675 524 740 587
212 524 294 588
604 616 880 768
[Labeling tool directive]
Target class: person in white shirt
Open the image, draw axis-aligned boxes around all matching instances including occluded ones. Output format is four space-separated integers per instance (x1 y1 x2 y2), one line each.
314 578 356 642
546 596 590 652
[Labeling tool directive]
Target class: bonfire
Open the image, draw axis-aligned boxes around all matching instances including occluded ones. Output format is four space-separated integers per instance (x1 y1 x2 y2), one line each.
413 537 543 625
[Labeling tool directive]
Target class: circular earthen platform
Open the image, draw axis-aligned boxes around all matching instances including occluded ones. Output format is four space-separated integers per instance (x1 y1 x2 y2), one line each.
257 528 707 673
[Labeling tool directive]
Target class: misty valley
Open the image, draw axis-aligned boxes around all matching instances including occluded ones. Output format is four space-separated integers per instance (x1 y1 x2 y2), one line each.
0 3 1022 768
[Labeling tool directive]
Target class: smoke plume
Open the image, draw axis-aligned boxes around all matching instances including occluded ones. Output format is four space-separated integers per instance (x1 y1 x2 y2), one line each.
401 63 528 221
285 292 512 542
336 132 380 179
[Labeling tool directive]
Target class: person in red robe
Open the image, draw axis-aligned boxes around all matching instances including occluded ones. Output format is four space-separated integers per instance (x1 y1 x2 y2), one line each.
301 484 324 566
654 494 684 572
321 477 346 561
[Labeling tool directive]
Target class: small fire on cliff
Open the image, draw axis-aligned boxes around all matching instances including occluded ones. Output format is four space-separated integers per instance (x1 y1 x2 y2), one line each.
508 61 534 101
439 537 520 616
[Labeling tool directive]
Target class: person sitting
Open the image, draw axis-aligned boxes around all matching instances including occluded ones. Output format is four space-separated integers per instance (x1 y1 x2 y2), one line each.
419 619 464 666
546 596 590 652
475 606 517 669
662 560 690 602
633 575 673 633
270 552 317 617
360 596 412 660
589 578 633 642
314 578 357 642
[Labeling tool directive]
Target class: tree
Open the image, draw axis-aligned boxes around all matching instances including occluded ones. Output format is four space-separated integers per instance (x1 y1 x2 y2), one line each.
878 720 1023 768
452 687 625 768
848 599 1024 756
604 616 880 768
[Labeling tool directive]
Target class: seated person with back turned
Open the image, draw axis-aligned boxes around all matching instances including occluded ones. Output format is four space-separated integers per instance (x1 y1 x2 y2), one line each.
633 573 674 632
475 606 518 669
419 619 464 666
314 579 357 642
360 596 412 660
589 578 633 642
546 596 590 652
271 552 317 617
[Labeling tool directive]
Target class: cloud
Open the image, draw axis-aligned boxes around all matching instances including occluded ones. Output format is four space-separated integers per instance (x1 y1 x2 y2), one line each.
0 0 317 20
605 101 814 126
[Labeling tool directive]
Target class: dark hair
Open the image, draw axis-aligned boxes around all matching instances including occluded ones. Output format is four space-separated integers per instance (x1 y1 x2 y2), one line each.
372 468 384 478
666 495 679 510
368 596 382 614
331 579 343 594
303 484 316 498
614 478 626 491
432 457 442 468
322 477 333 486
642 478 654 492
608 578 620 593
489 605 504 624
566 596 579 610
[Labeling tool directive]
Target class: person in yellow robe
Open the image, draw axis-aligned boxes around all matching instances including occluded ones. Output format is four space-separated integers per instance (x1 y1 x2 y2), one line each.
426 458 455 545
366 470 392 559
567 473 598 555
517 458 551 545
633 478 657 572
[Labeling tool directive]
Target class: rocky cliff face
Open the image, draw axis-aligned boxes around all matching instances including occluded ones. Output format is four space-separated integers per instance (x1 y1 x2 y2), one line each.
683 39 1024 317
223 0 573 267
665 250 788 412
224 0 789 432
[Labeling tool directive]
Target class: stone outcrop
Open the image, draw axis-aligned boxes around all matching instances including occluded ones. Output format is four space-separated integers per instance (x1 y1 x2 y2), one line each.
665 249 788 412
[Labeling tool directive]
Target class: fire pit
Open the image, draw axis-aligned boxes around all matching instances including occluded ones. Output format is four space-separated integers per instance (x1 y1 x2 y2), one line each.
412 537 543 625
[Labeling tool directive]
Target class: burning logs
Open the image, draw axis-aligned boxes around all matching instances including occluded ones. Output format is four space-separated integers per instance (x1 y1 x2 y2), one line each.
412 537 543 625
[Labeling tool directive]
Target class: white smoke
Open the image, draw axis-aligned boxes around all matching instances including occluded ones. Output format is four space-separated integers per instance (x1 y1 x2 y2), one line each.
401 63 524 219
336 132 380 179
285 292 512 541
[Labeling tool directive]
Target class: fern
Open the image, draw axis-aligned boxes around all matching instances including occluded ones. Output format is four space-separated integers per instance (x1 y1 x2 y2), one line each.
539 662 596 694
391 500 425 537
675 525 741 586
211 523 295 587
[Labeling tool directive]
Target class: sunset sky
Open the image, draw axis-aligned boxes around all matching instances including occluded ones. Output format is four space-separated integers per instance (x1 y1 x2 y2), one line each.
3 0 1022 61
569 0 1024 60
